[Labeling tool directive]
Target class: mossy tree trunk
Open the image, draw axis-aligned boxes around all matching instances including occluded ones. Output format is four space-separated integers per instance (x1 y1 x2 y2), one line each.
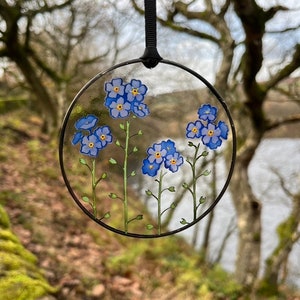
259 188 300 294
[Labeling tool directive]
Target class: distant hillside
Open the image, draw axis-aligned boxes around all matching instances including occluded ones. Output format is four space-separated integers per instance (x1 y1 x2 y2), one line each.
148 77 300 139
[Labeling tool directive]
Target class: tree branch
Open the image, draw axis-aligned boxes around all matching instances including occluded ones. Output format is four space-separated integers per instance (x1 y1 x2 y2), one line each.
264 44 300 91
29 49 63 83
23 0 75 18
266 113 300 131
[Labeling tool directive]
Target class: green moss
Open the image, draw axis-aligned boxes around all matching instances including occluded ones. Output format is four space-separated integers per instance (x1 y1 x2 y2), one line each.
206 265 242 299
0 240 37 264
256 279 281 298
0 205 10 228
0 271 56 300
0 205 57 299
0 228 20 243
106 242 148 275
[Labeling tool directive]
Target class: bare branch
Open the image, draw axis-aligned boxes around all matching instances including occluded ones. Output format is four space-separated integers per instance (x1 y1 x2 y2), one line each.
29 50 63 83
266 113 300 131
213 217 236 264
270 167 294 198
264 44 300 91
219 0 231 17
23 0 75 18
268 25 300 34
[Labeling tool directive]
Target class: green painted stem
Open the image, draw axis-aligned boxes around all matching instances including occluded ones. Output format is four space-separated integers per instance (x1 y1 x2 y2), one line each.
91 159 97 217
192 144 200 221
157 170 164 235
123 120 130 233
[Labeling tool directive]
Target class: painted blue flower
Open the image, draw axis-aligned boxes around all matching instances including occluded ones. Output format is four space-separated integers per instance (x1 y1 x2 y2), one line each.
104 97 116 108
218 120 229 139
80 134 103 157
164 152 184 173
147 143 167 164
132 102 150 118
75 114 98 131
108 97 131 119
104 78 125 98
72 131 83 145
186 120 203 139
125 79 148 102
201 123 222 150
198 104 218 121
141 158 161 177
161 139 176 156
142 140 183 176
94 126 113 147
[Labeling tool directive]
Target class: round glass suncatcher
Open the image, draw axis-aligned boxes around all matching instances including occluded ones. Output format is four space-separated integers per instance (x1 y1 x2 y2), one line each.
59 58 236 238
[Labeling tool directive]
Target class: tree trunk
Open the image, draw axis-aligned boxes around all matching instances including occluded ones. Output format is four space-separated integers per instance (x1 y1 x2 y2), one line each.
12 52 58 132
229 126 263 287
260 192 300 293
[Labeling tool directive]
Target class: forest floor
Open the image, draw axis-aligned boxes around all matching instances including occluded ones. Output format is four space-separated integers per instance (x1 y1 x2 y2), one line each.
0 108 299 300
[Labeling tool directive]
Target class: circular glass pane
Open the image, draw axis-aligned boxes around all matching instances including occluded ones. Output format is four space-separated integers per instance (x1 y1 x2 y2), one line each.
59 59 236 238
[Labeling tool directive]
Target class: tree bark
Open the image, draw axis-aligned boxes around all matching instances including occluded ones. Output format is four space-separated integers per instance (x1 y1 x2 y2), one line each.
12 51 58 131
261 187 300 293
0 1 58 131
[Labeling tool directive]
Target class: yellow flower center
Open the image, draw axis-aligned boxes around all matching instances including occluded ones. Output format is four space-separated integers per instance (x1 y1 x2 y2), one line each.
100 134 106 141
88 142 94 148
192 127 198 133
131 88 139 96
113 86 120 93
149 165 154 170
170 158 177 165
117 104 123 111
208 130 214 137
155 152 161 158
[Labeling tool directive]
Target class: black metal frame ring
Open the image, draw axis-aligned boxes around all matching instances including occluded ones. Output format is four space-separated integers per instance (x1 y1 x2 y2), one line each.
59 58 236 238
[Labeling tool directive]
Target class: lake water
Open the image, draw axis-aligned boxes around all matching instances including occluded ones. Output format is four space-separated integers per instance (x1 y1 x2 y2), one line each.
140 138 300 287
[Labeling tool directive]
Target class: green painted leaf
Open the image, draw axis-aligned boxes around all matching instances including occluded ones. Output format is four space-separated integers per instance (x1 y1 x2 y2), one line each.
170 202 176 209
79 158 87 165
199 196 206 204
201 150 209 157
104 212 111 219
109 158 117 165
202 170 211 176
109 193 117 199
136 214 143 220
168 186 175 192
182 182 188 189
82 196 90 203
180 218 188 225
146 224 154 230
145 189 152 196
